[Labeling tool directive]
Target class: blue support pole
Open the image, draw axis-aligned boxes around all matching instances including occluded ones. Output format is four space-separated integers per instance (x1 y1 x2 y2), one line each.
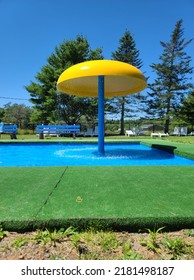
98 76 105 155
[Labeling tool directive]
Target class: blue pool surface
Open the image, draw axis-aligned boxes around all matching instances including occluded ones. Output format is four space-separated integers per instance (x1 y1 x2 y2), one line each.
0 143 194 167
0 142 194 167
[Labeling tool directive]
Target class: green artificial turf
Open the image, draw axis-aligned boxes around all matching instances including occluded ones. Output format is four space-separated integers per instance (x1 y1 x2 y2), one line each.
1 137 194 231
36 166 194 217
35 166 194 230
0 167 67 230
142 139 194 160
1 165 194 231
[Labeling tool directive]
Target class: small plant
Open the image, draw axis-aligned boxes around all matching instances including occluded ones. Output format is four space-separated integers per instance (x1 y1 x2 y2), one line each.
148 227 165 245
50 254 67 260
0 226 8 241
71 232 81 248
81 252 100 260
187 229 194 237
32 228 64 246
141 227 165 252
163 237 191 259
63 226 77 237
123 242 142 260
12 237 29 248
70 232 89 259
98 231 119 251
32 229 51 245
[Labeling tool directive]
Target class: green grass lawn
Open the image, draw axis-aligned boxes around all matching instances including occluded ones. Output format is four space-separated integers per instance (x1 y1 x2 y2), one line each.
0 135 194 231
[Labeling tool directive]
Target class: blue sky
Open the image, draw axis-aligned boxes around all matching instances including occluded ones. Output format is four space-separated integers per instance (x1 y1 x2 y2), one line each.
0 0 193 107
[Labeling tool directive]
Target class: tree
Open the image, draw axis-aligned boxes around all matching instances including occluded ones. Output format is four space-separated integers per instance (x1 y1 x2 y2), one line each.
25 35 103 124
2 103 32 128
147 19 193 133
0 107 5 120
111 30 144 135
178 90 194 129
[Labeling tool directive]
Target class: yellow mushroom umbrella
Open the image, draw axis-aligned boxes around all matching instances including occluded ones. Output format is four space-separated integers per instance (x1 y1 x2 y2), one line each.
57 60 147 154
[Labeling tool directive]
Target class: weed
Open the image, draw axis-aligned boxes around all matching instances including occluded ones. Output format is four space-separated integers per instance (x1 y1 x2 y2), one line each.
141 227 165 252
63 226 77 237
140 238 147 246
32 228 64 246
0 226 8 241
50 254 67 260
12 237 29 248
32 229 51 245
71 233 81 248
70 232 90 259
187 229 194 237
79 230 95 244
147 227 165 245
163 237 191 259
81 252 100 260
98 232 119 251
123 242 142 260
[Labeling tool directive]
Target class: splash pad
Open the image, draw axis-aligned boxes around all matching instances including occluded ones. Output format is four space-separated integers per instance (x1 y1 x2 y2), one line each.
1 142 194 166
57 60 147 154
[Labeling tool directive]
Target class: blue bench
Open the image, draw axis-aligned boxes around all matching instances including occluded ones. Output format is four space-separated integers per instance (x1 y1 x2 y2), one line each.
36 125 80 139
0 124 18 139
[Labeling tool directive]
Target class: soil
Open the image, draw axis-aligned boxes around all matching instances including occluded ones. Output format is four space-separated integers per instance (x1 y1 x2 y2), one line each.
0 228 194 260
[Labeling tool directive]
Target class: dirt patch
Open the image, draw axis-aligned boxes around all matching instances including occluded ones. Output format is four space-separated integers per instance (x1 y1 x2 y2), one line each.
0 228 194 260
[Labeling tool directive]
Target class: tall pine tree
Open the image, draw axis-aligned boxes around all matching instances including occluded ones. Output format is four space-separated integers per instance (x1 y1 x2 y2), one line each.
111 30 144 135
147 19 193 133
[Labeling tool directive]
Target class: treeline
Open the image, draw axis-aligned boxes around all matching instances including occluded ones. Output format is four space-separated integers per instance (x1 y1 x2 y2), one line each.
0 19 194 133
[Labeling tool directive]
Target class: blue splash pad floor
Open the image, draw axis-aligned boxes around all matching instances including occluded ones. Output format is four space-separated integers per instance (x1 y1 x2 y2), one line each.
0 142 194 167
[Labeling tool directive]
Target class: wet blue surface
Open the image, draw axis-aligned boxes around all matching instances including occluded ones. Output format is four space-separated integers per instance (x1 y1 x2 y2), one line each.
0 142 194 167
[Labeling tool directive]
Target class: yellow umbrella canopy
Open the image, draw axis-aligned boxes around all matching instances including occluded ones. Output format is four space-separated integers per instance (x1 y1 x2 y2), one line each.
57 60 147 155
57 60 147 97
